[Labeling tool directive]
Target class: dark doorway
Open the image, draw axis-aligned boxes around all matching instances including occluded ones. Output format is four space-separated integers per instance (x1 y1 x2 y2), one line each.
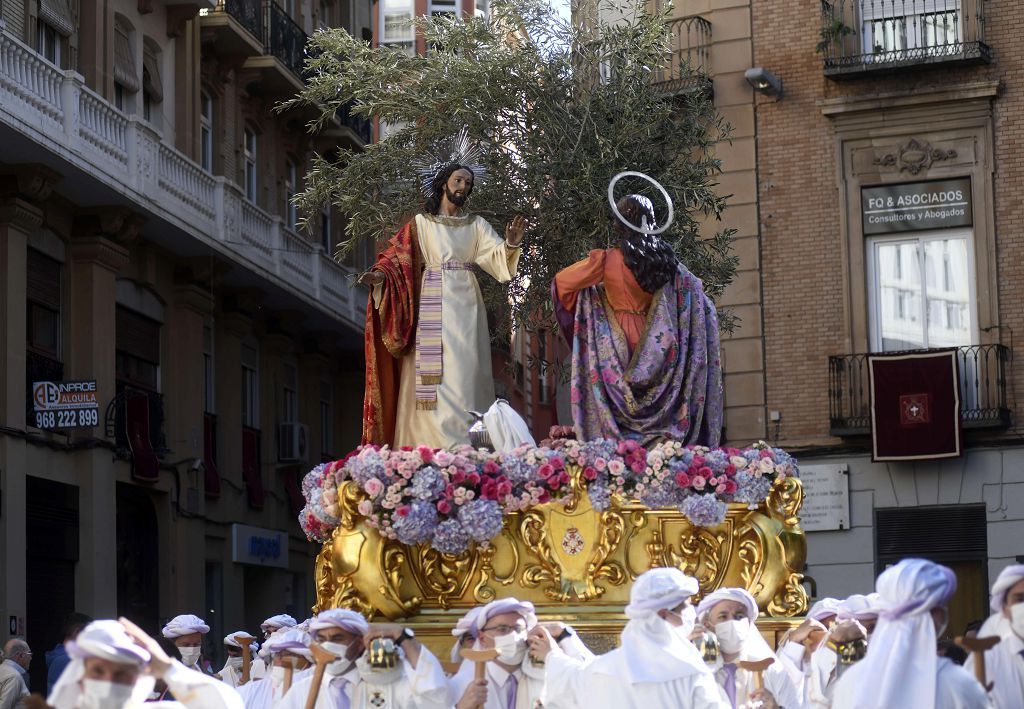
25 476 78 694
875 504 988 641
116 482 160 635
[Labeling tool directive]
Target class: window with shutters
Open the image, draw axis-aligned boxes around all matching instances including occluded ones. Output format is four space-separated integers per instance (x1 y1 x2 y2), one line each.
284 158 298 230
244 126 258 202
242 340 260 429
116 306 161 392
113 18 139 113
200 91 215 172
142 40 164 126
27 248 62 360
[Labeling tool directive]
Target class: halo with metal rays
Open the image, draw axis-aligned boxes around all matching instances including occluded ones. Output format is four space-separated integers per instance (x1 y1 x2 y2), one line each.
607 171 674 235
413 127 490 199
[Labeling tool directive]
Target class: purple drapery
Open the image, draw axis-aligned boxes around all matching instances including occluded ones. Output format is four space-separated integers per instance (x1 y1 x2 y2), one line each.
562 265 723 446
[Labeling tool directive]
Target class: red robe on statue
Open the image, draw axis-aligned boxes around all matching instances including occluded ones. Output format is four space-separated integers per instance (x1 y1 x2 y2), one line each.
362 221 422 446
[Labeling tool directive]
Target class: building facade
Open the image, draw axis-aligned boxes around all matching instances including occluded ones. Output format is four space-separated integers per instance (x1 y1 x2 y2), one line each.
660 0 1024 634
0 0 372 689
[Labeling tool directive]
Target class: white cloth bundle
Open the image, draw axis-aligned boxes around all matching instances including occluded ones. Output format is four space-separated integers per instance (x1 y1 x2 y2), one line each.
482 400 536 452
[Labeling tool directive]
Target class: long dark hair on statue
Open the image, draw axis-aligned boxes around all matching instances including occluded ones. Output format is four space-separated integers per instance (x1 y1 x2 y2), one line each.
424 163 475 215
614 194 678 294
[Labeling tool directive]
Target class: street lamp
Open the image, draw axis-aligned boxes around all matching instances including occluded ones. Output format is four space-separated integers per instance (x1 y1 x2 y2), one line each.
745 68 783 98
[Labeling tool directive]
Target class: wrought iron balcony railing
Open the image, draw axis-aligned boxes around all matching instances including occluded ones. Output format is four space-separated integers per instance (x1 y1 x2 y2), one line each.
221 0 263 43
654 15 712 94
820 0 989 77
265 1 308 80
337 102 371 144
106 382 168 457
828 344 1011 436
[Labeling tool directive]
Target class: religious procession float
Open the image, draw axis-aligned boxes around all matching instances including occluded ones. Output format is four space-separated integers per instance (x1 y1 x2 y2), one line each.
291 4 809 655
297 156 808 656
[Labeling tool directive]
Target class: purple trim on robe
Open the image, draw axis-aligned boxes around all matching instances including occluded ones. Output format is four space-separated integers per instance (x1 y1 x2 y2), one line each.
566 264 723 446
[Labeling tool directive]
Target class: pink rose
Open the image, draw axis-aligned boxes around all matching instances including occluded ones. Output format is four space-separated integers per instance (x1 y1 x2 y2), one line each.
435 451 454 467
364 478 384 497
357 500 373 516
484 461 500 475
417 445 434 464
691 476 706 490
594 457 608 472
583 466 598 481
608 459 625 475
538 463 555 479
436 500 451 515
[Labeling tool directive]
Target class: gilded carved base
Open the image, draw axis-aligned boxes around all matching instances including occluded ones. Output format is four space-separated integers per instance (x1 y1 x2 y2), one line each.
314 473 808 654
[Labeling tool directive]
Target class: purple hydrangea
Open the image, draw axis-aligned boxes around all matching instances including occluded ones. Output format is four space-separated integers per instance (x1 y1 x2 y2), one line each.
410 466 446 500
431 519 471 554
347 448 386 485
581 439 617 463
588 482 611 511
457 499 504 542
392 501 439 545
301 463 329 500
639 485 681 509
500 454 538 486
732 471 773 505
680 493 728 527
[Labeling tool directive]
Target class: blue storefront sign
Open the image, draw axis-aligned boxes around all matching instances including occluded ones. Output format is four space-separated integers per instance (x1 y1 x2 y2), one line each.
231 524 289 568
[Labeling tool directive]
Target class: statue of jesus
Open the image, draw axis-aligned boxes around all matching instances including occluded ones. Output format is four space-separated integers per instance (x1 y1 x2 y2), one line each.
358 164 526 449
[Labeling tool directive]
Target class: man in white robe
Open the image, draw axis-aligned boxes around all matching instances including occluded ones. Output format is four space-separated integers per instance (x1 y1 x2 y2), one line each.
696 587 801 709
448 598 593 709
967 564 1024 709
237 629 313 709
48 618 242 709
252 616 298 681
162 615 213 675
775 598 840 705
832 558 990 709
219 632 259 688
533 567 729 709
277 609 449 709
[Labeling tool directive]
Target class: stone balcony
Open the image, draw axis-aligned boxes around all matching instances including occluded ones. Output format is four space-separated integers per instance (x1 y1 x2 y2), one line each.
0 23 366 333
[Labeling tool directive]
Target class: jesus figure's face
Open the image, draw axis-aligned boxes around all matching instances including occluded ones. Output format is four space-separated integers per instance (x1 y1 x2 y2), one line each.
444 169 474 208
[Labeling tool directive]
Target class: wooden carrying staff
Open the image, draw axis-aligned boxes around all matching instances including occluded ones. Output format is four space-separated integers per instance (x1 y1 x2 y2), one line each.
460 648 500 709
737 658 775 691
283 662 295 695
954 635 1000 692
237 636 254 686
305 643 344 709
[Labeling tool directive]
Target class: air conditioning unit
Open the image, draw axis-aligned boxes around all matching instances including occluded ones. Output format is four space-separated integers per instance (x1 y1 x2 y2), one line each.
278 422 310 464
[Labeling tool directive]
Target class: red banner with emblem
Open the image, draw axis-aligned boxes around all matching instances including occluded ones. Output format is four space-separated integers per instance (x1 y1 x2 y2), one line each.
869 350 962 461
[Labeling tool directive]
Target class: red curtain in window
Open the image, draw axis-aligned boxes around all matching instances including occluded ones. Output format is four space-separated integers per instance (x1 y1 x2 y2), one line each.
242 427 265 509
203 413 220 498
126 390 159 482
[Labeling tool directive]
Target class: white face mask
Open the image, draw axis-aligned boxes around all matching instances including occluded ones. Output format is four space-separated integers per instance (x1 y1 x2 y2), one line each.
178 647 201 667
271 665 288 686
226 656 243 670
672 605 697 639
714 619 751 654
492 631 528 666
1009 603 1024 639
320 642 351 676
80 679 135 709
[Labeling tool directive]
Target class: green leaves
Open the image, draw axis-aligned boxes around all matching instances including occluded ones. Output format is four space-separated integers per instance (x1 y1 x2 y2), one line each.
291 0 736 344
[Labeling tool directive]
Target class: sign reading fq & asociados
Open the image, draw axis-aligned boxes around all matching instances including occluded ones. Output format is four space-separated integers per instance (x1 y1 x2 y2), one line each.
861 177 973 235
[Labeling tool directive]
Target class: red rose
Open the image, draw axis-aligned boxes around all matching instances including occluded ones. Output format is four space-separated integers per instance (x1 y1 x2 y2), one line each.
396 505 410 518
452 471 466 485
497 481 513 497
583 467 598 481
724 480 738 494
467 473 481 486
538 489 551 504
538 463 555 479
484 461 500 475
675 472 691 487
417 445 435 464
437 500 451 514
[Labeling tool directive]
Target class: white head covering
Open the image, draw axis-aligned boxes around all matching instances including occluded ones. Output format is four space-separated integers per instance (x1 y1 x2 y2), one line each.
696 587 759 622
450 606 485 662
224 630 259 653
618 567 708 683
842 558 956 709
696 587 774 661
264 628 314 663
807 597 842 622
261 614 298 633
466 598 538 638
836 593 881 622
161 614 210 638
990 564 1024 613
48 620 155 709
309 609 369 636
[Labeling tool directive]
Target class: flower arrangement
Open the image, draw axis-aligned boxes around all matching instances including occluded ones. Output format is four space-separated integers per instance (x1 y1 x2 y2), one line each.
299 440 798 553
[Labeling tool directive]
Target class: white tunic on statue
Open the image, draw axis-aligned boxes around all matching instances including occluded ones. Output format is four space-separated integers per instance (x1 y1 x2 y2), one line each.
541 650 727 709
390 212 520 449
833 656 991 709
447 634 593 709
276 654 450 709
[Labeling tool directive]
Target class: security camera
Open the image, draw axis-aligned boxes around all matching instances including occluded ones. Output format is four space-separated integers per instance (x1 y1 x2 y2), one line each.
190 458 205 474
